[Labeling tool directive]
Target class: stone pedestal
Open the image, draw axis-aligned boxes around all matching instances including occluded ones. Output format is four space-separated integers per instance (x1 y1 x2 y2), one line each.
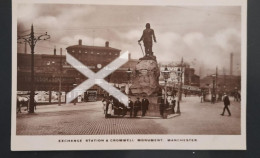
130 57 160 96
128 95 162 117
129 56 163 117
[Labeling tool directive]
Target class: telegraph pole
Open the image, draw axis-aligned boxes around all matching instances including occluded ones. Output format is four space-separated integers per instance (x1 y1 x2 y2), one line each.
179 57 184 101
18 24 50 113
216 66 218 100
58 48 62 106
176 57 183 114
24 42 27 54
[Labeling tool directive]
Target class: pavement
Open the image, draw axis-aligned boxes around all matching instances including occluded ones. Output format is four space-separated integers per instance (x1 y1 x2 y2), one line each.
16 96 241 135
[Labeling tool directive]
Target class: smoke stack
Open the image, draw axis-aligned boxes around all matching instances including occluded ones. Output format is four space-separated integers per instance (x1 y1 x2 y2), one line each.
128 53 131 60
230 53 233 76
105 41 109 47
25 42 27 54
54 46 56 55
79 39 82 45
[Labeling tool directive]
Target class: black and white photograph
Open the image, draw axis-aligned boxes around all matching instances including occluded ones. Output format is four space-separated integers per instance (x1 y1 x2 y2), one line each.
11 0 247 150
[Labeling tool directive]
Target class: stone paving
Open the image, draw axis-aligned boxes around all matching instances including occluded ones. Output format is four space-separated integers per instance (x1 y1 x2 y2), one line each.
16 96 241 135
153 97 241 135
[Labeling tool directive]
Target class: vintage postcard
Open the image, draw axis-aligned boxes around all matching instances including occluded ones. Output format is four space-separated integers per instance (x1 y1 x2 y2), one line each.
11 0 247 150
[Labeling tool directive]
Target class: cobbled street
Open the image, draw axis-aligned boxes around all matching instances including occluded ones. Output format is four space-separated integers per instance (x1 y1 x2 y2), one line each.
16 96 241 135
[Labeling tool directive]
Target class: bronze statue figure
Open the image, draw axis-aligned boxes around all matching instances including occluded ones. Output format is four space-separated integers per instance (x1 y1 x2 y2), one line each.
138 23 157 56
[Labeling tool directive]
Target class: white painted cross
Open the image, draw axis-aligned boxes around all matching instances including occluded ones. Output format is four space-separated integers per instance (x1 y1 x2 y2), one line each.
66 51 129 106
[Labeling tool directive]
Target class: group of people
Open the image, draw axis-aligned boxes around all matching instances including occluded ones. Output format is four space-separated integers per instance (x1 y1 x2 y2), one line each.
16 95 37 113
233 92 241 102
159 96 176 116
102 96 150 118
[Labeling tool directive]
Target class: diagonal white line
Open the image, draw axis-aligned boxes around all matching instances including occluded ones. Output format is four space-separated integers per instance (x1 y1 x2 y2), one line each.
98 79 128 106
96 51 129 79
66 53 95 78
66 51 129 106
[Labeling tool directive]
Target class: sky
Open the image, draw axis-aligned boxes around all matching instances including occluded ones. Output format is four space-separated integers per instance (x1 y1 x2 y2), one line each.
17 4 241 77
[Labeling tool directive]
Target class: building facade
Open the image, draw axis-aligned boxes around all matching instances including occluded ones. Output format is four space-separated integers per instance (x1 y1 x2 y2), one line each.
159 64 200 91
200 75 241 95
17 40 138 103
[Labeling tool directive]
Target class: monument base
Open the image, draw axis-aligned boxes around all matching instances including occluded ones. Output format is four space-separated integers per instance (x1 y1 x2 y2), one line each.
130 58 160 96
128 95 176 118
128 54 176 118
129 95 162 117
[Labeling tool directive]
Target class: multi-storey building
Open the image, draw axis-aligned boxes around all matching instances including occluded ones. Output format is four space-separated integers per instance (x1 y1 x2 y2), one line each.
17 39 138 103
159 63 200 94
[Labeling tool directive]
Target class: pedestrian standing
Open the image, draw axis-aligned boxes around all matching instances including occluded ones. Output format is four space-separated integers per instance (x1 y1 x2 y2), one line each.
118 101 126 116
34 98 37 111
124 97 133 117
211 93 216 104
171 98 176 114
159 97 165 117
200 92 204 103
238 92 241 102
133 97 141 117
105 96 114 118
102 97 107 114
17 97 21 113
220 93 231 116
141 96 149 117
113 97 120 116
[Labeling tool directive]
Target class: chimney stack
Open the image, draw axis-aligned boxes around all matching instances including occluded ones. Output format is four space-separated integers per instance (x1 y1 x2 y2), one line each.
230 53 233 76
105 41 109 47
25 42 27 54
54 46 56 55
79 39 82 45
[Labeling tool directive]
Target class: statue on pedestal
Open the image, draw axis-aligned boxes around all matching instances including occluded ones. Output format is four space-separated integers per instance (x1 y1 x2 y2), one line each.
138 23 157 57
130 23 159 96
128 23 176 118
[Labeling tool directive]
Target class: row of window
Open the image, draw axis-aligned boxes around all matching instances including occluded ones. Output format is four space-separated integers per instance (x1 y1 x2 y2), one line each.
18 76 75 83
70 50 118 56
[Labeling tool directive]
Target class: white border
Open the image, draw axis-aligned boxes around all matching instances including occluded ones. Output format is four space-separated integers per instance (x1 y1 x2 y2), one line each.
11 0 247 151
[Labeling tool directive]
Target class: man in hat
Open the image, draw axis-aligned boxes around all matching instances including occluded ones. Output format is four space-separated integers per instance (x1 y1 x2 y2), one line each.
141 95 149 117
133 97 142 117
112 95 120 116
124 97 134 117
138 23 157 56
220 93 231 116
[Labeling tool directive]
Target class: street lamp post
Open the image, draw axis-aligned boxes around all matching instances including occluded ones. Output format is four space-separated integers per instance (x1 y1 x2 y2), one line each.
176 67 183 114
73 83 77 105
161 66 170 105
211 74 216 104
126 68 132 95
175 58 184 114
17 24 50 113
58 48 62 106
